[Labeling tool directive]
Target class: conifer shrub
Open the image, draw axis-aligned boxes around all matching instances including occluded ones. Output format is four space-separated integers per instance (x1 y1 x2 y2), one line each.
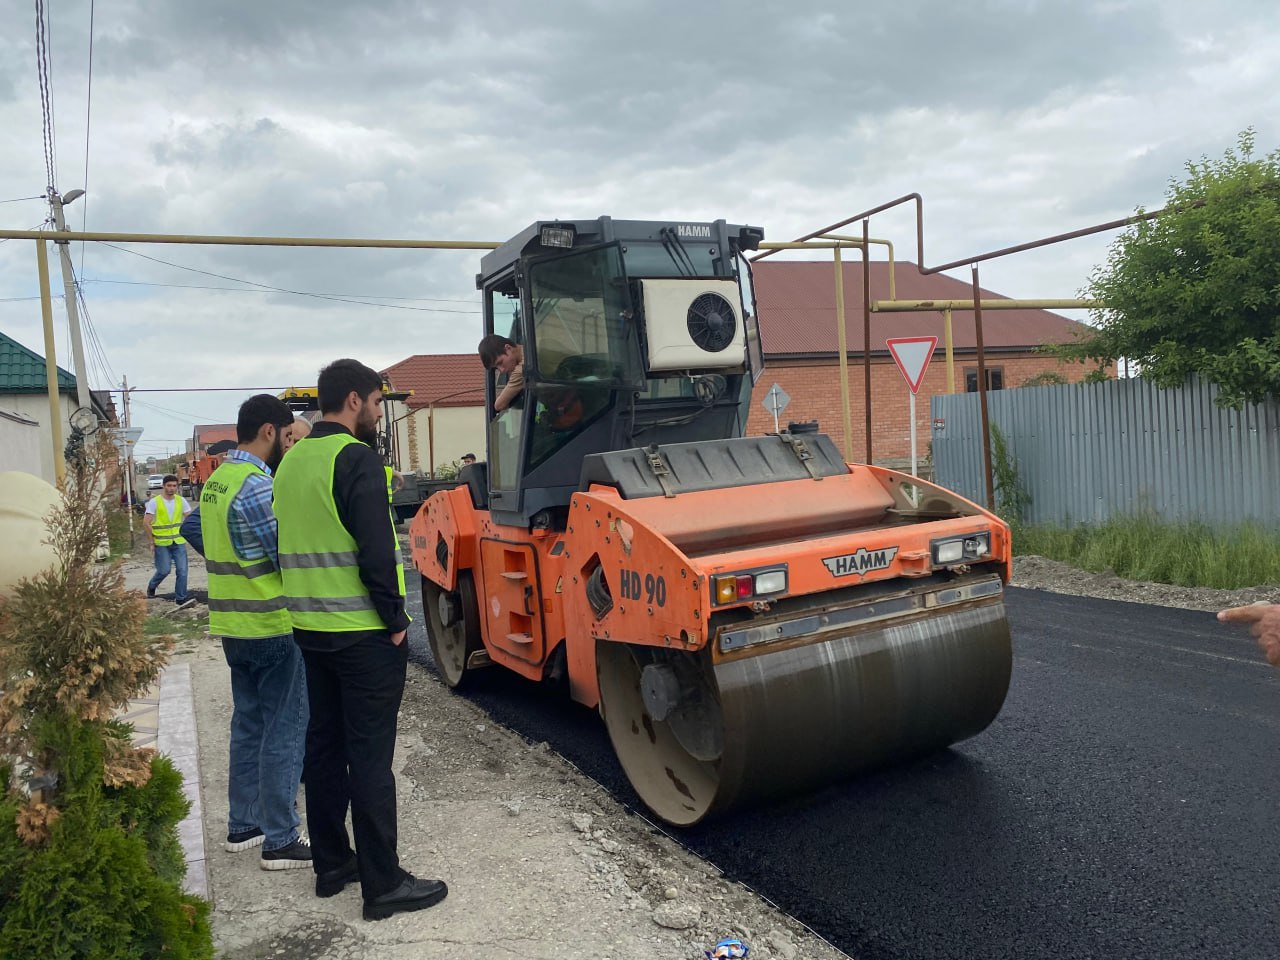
0 433 213 959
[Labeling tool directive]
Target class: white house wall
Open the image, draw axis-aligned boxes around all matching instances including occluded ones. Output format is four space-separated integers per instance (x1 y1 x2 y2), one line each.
0 393 79 485
394 404 486 475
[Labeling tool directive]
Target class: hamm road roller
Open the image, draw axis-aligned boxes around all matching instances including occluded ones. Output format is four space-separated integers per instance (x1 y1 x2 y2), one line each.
409 217 1012 826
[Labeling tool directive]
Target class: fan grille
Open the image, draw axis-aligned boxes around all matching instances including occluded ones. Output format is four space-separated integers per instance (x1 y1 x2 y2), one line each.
686 293 738 352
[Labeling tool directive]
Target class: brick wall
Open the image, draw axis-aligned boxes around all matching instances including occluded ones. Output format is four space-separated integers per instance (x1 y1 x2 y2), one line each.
406 412 420 471
746 353 1103 461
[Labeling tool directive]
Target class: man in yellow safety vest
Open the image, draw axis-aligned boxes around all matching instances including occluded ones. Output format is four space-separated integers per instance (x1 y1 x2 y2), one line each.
273 358 447 920
191 394 313 871
144 474 194 608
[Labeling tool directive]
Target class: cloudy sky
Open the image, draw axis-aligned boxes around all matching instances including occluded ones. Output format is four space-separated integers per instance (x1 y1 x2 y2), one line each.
1 0 1278 459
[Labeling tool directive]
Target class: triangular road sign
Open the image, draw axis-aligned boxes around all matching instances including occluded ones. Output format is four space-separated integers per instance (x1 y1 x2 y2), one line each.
886 336 938 394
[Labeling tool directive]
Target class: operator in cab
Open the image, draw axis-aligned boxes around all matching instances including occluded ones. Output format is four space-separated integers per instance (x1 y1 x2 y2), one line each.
478 335 523 414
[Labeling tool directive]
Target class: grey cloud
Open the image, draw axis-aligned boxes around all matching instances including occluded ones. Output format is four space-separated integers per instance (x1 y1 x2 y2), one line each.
86 2 1191 164
4 0 1280 442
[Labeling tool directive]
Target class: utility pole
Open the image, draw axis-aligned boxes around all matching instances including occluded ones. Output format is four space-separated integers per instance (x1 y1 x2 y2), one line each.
48 189 93 415
122 375 136 542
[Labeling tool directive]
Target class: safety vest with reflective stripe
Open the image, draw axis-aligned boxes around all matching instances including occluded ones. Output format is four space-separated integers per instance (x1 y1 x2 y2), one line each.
151 496 186 546
199 459 291 639
273 432 405 633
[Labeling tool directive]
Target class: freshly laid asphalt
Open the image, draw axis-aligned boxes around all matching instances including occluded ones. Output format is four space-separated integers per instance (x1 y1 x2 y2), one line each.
405 586 1280 960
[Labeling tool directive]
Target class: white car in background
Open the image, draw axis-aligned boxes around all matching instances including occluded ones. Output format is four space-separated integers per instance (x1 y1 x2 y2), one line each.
146 474 165 491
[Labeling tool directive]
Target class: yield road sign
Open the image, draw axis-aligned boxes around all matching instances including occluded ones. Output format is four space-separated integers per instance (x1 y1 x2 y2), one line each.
886 336 938 395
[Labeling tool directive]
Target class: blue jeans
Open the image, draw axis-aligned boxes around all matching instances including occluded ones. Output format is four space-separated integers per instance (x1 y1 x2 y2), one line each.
222 635 309 852
147 543 189 602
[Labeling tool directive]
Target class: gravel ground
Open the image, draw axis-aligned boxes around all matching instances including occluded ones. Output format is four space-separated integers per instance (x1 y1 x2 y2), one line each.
1010 555 1278 611
121 535 1275 959
122 544 842 960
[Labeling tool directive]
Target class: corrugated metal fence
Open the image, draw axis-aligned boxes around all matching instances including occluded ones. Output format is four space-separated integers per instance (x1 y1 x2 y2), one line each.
930 376 1280 527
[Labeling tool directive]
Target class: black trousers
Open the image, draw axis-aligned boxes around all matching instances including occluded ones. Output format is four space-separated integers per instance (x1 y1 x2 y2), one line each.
298 632 408 900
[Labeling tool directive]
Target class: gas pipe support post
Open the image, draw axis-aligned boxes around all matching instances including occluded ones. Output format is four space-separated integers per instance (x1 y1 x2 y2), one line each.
943 308 955 393
971 266 995 511
832 245 853 460
36 239 66 487
862 219 873 464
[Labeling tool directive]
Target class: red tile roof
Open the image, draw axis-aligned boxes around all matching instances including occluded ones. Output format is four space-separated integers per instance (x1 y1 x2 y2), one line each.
382 354 486 410
752 260 1090 357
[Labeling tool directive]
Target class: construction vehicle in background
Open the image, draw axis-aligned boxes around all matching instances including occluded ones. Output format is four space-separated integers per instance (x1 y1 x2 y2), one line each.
409 217 1013 826
176 452 224 499
278 385 447 520
278 384 410 464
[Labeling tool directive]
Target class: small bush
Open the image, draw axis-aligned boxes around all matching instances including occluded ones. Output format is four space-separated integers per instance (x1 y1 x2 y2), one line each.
990 423 1032 524
1015 514 1280 589
0 433 213 959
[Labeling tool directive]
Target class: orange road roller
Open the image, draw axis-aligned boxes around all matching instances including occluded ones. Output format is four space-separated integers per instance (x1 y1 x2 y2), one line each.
409 217 1012 826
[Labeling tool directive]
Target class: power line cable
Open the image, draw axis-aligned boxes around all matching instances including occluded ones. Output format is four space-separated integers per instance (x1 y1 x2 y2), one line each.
131 397 228 423
76 281 117 385
78 278 477 303
79 0 95 275
0 218 50 246
0 196 46 204
34 0 58 193
93 243 480 314
66 254 118 386
78 275 481 312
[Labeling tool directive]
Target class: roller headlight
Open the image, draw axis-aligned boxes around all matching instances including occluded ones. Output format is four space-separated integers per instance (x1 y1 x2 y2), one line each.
931 532 991 566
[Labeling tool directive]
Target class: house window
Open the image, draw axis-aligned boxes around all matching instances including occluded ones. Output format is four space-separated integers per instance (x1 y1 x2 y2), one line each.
964 367 1004 393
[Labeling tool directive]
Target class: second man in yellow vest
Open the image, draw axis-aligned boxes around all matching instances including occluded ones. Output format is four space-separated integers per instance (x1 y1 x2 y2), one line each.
184 394 313 870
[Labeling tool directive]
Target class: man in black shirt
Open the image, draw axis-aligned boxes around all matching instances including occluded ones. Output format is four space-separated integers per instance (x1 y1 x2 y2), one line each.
273 358 447 920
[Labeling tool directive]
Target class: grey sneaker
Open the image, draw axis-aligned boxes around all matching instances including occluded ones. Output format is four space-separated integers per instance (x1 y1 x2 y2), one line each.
261 836 313 871
225 827 264 852
175 597 197 611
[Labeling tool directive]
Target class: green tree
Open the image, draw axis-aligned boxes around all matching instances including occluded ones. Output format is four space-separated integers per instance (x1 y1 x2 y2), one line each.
1063 130 1280 407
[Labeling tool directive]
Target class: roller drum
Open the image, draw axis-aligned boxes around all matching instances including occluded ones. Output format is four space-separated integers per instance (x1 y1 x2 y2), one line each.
599 600 1011 827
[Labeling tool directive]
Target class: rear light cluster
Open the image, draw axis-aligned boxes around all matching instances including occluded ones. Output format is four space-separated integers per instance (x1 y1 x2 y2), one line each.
713 567 787 605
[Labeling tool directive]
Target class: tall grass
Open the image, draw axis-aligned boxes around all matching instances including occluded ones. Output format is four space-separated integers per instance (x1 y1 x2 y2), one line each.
1011 515 1280 590
106 505 135 558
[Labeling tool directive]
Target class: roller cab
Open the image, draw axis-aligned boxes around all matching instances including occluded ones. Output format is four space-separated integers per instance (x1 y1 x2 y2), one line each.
410 216 1013 826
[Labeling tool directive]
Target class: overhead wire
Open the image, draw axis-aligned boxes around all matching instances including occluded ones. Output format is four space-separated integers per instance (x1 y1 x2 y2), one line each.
94 242 481 313
78 278 478 303
0 196 46 204
79 0 95 275
0 217 52 248
131 397 229 423
34 0 58 193
76 282 117 385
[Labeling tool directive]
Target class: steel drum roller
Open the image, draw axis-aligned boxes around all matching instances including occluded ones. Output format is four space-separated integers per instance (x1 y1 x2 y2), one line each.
598 600 1012 826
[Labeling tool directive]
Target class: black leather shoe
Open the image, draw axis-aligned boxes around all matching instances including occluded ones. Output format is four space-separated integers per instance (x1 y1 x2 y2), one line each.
362 875 448 921
315 856 359 898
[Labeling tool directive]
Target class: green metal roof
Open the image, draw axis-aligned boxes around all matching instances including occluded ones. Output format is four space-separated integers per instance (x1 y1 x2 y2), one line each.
0 329 77 394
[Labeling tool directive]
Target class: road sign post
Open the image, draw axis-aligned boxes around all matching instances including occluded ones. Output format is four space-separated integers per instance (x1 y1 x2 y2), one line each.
112 427 144 540
761 383 791 433
886 336 938 478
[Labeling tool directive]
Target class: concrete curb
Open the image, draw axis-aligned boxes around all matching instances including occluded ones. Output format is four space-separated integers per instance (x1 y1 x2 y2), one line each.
155 662 208 900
